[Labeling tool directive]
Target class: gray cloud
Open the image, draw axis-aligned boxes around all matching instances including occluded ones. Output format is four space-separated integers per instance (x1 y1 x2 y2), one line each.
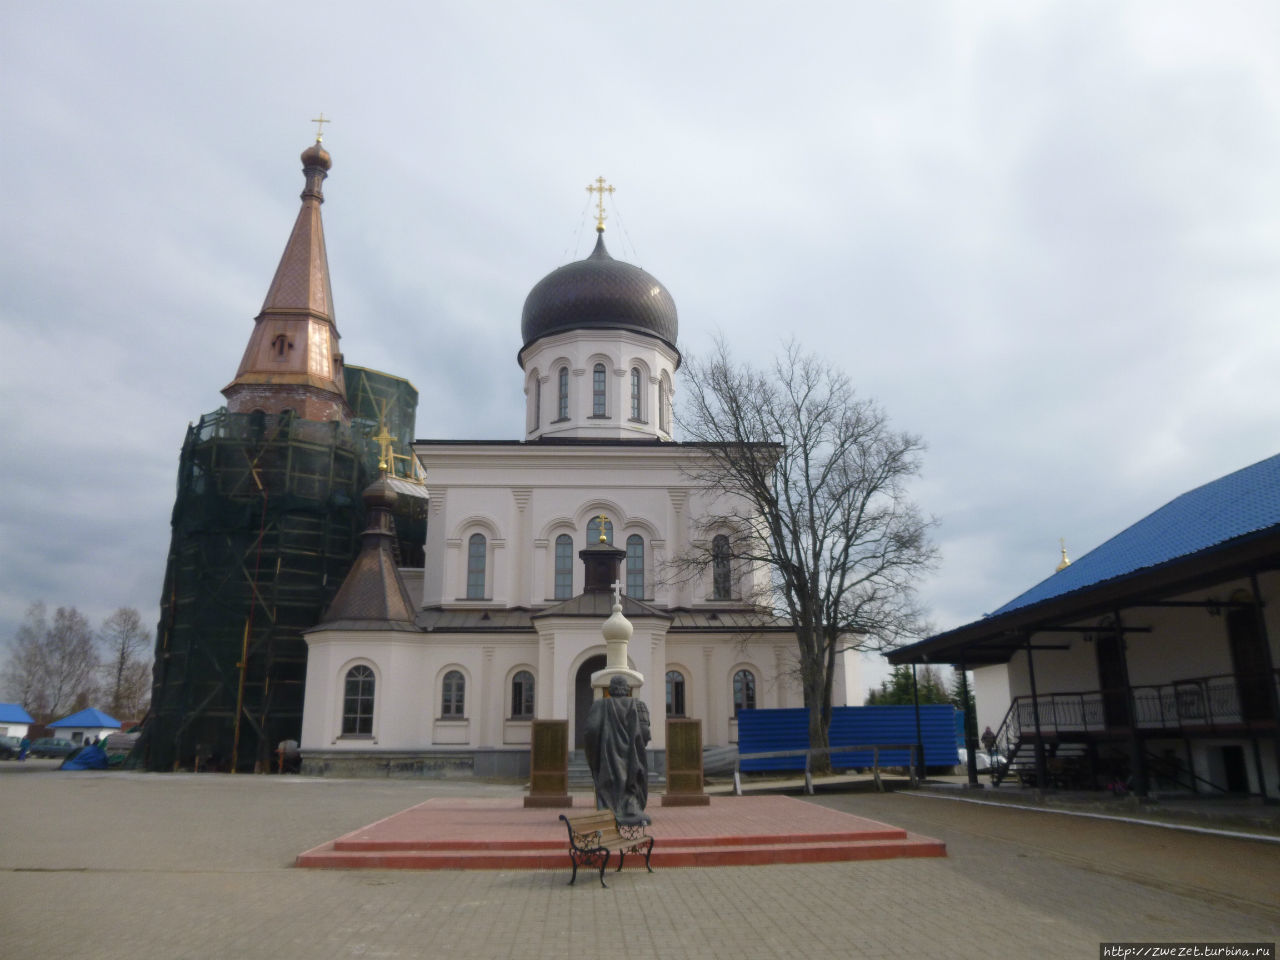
3 2 1278 693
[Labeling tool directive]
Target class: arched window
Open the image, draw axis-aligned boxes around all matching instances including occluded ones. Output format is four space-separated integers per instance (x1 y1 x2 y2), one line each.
557 367 569 421
626 534 644 598
530 373 541 430
587 516 613 545
554 534 574 599
441 670 466 717
342 665 374 736
733 669 756 716
666 670 686 717
630 367 642 420
712 534 732 600
466 533 487 599
592 363 607 417
659 378 671 433
511 670 535 719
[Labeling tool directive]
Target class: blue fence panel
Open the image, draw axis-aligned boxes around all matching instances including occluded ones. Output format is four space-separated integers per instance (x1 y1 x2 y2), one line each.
737 705 964 772
829 704 962 768
736 708 809 771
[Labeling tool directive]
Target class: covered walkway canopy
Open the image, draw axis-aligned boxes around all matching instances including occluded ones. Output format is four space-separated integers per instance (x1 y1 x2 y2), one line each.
889 453 1280 669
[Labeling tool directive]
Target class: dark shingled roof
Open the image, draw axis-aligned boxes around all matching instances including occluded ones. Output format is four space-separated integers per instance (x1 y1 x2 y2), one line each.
312 478 417 632
531 592 671 621
520 232 678 355
414 603 792 633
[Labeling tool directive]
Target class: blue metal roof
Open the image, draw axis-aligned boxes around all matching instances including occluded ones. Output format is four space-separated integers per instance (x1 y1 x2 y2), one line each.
48 708 121 729
991 452 1280 617
0 702 34 724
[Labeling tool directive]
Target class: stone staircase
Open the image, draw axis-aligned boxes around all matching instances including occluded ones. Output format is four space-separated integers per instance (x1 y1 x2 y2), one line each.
567 750 667 789
296 795 947 870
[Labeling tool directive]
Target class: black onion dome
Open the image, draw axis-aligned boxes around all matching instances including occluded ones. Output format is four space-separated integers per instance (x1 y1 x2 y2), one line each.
520 232 678 353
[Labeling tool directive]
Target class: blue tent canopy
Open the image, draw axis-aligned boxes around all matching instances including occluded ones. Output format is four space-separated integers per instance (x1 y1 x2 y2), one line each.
48 708 121 729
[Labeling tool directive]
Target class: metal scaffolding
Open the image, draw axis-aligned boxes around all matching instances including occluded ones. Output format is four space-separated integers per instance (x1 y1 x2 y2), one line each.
146 366 422 771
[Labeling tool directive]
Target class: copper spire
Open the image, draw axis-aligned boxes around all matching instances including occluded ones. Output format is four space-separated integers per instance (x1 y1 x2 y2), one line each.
222 133 350 422
259 141 335 320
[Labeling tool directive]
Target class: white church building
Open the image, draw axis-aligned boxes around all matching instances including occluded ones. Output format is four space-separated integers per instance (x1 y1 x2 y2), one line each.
299 216 855 778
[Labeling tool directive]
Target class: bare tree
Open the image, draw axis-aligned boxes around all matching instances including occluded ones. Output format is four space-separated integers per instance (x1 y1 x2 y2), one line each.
99 607 152 719
1 602 99 722
675 339 937 762
2 602 49 714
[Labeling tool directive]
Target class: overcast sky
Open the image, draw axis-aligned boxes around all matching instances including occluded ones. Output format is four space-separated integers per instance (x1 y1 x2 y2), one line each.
3 2 1278 695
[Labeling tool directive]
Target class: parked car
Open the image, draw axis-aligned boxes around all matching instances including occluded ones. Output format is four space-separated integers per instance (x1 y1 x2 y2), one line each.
29 737 77 758
0 735 21 759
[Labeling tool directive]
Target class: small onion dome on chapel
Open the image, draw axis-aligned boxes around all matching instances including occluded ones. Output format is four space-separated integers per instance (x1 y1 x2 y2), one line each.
520 229 679 357
315 475 416 629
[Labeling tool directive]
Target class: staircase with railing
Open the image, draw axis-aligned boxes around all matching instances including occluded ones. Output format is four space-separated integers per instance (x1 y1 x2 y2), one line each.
985 669 1279 788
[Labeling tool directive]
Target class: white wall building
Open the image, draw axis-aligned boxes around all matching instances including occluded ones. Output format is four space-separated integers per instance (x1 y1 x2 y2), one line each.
300 225 852 777
891 454 1280 798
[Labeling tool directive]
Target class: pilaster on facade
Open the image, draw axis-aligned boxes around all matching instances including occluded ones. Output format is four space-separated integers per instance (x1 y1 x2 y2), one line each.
702 645 715 737
668 488 690 607
512 489 532 604
480 646 495 745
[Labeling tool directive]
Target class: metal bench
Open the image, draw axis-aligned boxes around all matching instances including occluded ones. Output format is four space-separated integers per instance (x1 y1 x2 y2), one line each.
559 810 655 888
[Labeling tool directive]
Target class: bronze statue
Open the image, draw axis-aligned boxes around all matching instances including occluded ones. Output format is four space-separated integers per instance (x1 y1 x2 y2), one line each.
584 676 652 825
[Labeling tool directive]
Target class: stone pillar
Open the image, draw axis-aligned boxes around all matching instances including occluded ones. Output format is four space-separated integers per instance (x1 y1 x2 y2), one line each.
662 718 710 806
524 719 572 808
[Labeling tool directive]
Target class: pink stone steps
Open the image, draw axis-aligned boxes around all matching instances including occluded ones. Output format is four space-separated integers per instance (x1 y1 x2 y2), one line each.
296 795 945 871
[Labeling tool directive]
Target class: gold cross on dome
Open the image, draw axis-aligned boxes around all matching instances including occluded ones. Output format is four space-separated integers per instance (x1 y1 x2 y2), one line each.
596 514 610 543
311 113 331 142
372 403 394 475
586 176 614 231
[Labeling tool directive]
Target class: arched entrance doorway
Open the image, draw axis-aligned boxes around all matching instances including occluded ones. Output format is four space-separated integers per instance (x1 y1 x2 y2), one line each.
574 654 606 749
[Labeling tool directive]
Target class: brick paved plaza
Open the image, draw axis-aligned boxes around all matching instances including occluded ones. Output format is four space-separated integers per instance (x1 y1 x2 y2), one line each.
2 762 1276 959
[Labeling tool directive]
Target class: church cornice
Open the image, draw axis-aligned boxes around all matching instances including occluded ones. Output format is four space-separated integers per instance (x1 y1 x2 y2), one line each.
412 439 781 474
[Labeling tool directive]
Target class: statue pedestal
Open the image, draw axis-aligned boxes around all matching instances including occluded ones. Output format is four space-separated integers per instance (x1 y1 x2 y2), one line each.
524 719 572 808
662 717 711 806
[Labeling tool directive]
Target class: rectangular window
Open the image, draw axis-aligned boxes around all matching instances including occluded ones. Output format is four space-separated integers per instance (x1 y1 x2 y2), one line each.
592 364 607 417
343 666 375 735
554 535 573 599
467 534 486 599
511 671 534 719
626 535 644 598
666 670 685 717
442 671 465 717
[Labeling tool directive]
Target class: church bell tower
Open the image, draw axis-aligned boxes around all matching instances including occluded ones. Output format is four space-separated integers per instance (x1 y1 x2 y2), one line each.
222 127 351 423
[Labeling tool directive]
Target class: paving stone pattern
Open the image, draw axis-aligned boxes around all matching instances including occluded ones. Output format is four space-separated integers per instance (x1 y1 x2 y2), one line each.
1 764 1276 960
